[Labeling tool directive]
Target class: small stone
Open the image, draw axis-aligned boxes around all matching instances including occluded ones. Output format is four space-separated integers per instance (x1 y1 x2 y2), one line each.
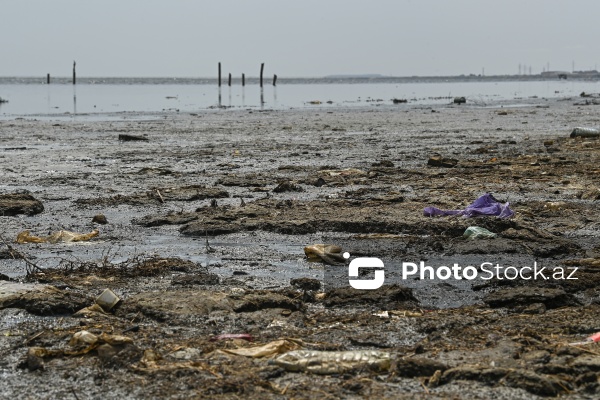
26 352 44 371
92 214 108 224
273 181 303 193
314 177 326 187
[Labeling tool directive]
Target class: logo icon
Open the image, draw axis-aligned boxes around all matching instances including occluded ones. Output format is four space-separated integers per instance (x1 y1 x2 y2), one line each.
348 257 385 290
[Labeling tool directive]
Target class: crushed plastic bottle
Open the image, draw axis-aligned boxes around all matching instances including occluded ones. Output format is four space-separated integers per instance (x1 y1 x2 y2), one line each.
570 127 600 138
272 350 391 374
463 226 497 240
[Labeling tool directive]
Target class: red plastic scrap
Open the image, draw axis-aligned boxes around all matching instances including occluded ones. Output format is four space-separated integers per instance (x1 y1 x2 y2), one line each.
569 331 600 346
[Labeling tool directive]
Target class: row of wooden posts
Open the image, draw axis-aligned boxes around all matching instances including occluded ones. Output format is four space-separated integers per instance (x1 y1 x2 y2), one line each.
45 61 277 86
219 62 277 87
45 61 76 84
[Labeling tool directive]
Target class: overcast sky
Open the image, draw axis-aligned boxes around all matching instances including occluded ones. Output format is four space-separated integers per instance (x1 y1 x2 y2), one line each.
2 0 599 78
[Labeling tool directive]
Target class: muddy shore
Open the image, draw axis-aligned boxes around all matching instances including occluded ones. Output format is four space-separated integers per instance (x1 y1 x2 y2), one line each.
1 98 599 399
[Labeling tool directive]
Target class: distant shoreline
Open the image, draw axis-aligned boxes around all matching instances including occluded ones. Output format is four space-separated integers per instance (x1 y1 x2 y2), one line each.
1 73 599 85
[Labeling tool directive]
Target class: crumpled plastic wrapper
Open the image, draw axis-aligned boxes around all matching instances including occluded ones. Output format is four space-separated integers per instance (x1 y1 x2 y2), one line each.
272 349 391 374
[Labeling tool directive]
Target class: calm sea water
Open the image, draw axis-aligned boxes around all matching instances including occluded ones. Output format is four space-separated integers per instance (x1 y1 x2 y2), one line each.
0 77 598 119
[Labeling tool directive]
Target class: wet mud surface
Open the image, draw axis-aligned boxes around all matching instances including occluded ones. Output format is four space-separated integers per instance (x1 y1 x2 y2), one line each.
1 99 600 398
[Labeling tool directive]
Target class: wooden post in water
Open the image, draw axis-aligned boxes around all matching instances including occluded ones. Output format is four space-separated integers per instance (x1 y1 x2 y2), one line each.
72 61 76 85
242 73 245 86
260 63 264 87
273 74 277 86
218 62 222 87
228 73 232 86
47 74 50 84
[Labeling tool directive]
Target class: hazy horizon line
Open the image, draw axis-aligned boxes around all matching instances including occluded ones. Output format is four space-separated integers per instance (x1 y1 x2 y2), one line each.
2 71 596 80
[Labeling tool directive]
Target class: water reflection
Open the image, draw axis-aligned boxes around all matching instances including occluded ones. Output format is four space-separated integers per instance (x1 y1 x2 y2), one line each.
260 87 264 109
0 79 595 117
73 85 77 115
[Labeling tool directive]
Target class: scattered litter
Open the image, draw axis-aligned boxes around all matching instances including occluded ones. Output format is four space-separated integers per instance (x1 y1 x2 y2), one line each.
73 303 108 317
569 332 600 346
304 244 346 265
463 226 497 240
267 319 288 329
564 258 600 268
171 347 202 360
228 287 246 298
314 293 327 301
544 202 566 211
69 330 133 349
424 193 514 219
16 229 99 244
372 311 390 318
390 310 424 317
223 338 302 358
95 288 120 311
210 333 253 342
69 330 99 347
427 154 458 168
23 347 61 371
319 168 366 177
570 127 600 138
272 350 391 374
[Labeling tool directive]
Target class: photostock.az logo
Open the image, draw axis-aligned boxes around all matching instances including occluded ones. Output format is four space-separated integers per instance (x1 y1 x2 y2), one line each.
348 257 385 290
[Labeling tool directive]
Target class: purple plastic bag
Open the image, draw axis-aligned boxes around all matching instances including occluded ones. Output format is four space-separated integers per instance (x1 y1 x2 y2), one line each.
423 193 514 219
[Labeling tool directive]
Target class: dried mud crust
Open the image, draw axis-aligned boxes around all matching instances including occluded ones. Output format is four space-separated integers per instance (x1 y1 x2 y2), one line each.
0 100 600 398
1 273 599 399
